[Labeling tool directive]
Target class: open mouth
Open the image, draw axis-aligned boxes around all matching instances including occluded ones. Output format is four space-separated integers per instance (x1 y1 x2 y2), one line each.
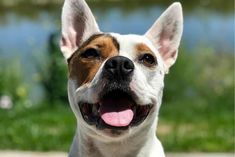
78 90 152 129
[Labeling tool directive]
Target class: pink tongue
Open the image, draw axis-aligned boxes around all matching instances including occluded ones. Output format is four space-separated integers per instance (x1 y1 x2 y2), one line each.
100 99 134 127
101 109 134 127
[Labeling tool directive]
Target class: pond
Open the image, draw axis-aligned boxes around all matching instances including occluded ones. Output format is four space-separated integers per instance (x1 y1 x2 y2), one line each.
0 0 233 102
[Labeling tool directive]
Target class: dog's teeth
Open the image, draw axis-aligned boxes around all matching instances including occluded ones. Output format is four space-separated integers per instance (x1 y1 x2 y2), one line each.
84 115 89 121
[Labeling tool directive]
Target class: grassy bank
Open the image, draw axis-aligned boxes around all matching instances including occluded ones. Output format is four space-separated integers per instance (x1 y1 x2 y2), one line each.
0 98 233 152
0 50 233 152
0 104 75 151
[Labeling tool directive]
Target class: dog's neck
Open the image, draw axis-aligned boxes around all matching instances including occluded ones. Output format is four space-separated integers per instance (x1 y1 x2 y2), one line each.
70 118 160 157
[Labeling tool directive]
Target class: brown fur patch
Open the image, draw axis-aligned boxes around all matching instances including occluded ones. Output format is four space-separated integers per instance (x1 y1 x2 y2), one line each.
136 43 153 53
68 34 119 86
135 43 157 67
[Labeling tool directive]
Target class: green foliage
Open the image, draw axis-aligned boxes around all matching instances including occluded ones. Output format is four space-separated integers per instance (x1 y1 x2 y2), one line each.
164 49 233 104
0 0 233 14
0 48 233 152
157 49 234 152
0 58 29 103
37 33 68 105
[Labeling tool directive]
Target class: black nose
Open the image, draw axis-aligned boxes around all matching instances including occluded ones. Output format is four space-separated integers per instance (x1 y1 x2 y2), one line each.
104 56 134 79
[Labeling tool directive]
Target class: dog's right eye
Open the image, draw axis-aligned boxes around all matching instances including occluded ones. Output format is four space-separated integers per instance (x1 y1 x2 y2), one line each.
80 48 100 59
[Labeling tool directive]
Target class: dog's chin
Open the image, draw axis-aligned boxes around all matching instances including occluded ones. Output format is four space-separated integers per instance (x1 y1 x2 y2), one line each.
78 89 153 136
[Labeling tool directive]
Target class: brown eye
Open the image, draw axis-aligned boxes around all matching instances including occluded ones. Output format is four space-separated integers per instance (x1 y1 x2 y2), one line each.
80 48 100 59
139 54 157 67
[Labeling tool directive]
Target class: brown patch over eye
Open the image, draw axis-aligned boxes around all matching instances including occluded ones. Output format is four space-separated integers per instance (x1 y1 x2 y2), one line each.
136 43 157 67
80 48 101 60
68 34 119 86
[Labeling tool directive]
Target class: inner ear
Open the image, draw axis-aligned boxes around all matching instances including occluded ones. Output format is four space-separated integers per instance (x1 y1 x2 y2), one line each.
145 2 183 72
60 0 101 60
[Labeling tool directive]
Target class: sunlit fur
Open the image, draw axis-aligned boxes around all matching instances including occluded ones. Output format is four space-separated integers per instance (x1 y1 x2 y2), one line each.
60 0 183 156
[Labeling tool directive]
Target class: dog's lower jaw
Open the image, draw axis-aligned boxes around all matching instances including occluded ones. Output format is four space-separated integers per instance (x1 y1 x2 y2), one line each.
68 119 165 157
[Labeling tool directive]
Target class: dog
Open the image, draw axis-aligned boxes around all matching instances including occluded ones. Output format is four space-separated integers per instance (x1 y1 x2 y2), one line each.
60 0 183 156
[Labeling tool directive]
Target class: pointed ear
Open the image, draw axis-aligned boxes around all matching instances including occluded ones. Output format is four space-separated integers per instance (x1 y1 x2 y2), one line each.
145 2 183 73
60 0 100 59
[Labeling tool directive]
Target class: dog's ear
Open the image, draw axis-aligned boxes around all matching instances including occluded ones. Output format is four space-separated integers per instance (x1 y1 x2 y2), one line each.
60 0 100 59
145 2 183 73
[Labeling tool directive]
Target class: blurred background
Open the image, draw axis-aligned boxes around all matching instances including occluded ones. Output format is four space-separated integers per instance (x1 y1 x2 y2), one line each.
0 0 234 153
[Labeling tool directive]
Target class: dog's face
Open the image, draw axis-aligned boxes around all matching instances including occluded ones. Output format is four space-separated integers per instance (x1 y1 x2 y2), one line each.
60 0 183 140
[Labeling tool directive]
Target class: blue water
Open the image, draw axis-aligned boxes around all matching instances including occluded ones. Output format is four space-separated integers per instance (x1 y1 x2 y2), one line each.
0 6 233 59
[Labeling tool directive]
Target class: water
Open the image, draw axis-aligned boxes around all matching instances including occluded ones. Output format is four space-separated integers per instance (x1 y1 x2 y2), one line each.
0 1 233 102
0 2 233 58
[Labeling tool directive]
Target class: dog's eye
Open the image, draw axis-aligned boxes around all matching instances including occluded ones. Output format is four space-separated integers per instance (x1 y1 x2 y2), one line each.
139 54 157 67
80 48 100 59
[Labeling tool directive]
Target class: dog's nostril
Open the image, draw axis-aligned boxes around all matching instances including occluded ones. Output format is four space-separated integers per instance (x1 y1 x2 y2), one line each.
105 59 117 74
106 59 117 69
123 60 134 73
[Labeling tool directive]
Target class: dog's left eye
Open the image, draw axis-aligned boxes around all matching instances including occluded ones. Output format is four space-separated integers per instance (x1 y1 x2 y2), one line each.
80 48 100 59
139 54 157 67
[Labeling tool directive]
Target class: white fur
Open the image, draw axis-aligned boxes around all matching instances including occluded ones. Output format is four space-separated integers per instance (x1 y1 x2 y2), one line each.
60 1 183 157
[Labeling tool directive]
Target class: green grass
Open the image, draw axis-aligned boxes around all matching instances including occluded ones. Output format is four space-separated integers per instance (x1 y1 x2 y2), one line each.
158 100 233 152
0 99 233 152
0 104 75 151
157 51 234 152
0 51 233 152
157 50 234 152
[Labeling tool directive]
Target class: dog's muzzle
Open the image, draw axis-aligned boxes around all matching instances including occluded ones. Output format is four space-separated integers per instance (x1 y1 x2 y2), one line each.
78 56 153 130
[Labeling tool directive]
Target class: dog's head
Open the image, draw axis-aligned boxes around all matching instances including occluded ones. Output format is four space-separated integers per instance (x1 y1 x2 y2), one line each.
60 0 183 140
